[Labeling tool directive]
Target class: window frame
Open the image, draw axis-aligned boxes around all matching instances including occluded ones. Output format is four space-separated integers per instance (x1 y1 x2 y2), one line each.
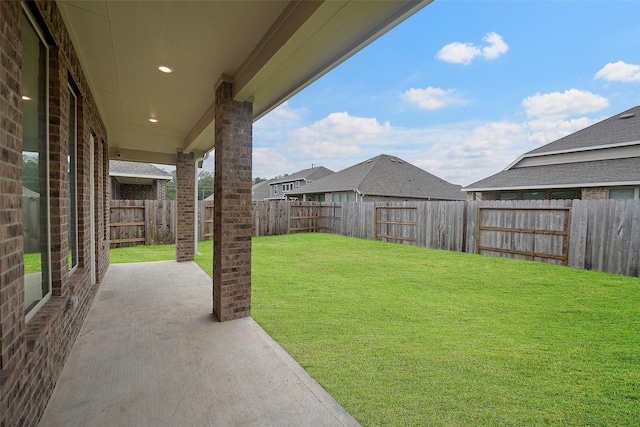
608 187 638 200
68 83 79 273
23 4 52 322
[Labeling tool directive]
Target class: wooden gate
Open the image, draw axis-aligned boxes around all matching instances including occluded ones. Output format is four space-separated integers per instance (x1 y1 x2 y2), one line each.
476 205 571 265
374 206 417 244
289 203 341 233
110 202 145 247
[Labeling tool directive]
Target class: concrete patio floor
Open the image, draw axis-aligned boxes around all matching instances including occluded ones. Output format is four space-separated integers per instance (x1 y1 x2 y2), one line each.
39 261 360 427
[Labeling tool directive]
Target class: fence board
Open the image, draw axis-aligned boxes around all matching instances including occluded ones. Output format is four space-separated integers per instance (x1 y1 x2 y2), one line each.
107 199 640 277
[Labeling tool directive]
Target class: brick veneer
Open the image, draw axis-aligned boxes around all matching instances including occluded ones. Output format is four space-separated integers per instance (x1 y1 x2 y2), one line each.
112 180 167 200
581 187 608 200
213 80 253 321
176 152 195 262
0 0 23 379
0 2 110 425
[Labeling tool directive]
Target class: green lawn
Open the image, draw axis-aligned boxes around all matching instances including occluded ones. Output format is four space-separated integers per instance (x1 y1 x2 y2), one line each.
60 235 640 425
250 234 640 426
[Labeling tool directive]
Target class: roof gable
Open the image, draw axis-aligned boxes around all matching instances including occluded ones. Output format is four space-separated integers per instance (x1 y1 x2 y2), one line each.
252 179 275 201
109 160 172 180
465 156 640 191
290 154 464 200
465 106 640 191
270 166 334 184
525 106 640 156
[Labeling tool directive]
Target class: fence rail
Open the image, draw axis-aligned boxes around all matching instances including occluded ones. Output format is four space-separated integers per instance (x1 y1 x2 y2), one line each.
108 199 640 277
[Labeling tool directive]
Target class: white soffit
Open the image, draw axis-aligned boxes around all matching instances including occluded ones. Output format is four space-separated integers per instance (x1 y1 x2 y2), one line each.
57 0 431 164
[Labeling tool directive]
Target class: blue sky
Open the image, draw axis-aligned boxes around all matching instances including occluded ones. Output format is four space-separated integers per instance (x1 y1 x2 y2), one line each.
214 1 640 187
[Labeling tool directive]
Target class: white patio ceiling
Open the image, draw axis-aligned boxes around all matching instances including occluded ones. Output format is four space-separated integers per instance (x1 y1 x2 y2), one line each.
57 0 431 165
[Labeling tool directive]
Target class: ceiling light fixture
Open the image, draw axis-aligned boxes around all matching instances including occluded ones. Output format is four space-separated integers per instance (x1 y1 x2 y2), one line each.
149 118 158 123
158 65 173 74
22 95 31 101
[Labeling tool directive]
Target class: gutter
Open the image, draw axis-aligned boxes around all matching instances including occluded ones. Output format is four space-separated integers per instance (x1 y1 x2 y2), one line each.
194 151 210 256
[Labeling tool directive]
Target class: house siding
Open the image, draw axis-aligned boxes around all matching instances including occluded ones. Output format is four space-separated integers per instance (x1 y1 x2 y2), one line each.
1 2 110 425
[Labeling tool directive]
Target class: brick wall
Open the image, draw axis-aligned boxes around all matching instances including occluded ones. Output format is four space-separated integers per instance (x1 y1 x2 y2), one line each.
0 0 24 387
155 179 167 200
213 80 252 321
176 152 195 262
111 179 168 200
581 187 608 200
0 1 110 425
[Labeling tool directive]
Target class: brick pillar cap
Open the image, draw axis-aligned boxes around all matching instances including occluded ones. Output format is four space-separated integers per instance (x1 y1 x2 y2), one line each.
215 74 234 91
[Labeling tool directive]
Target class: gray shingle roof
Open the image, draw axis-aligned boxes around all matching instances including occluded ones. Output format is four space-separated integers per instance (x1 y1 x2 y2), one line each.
270 166 334 184
526 106 640 155
465 156 640 190
288 154 465 200
465 106 640 191
252 179 274 201
109 160 172 179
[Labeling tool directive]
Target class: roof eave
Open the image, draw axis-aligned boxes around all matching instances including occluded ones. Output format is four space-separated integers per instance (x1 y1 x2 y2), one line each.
464 180 640 192
508 140 640 170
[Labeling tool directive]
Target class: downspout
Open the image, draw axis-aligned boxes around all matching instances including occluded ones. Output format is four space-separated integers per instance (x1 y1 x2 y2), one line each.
355 189 364 202
194 151 210 256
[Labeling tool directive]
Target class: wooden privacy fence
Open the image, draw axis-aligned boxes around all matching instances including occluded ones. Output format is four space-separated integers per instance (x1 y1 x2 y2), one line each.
110 200 175 248
109 199 640 277
289 204 342 233
374 206 417 243
199 201 214 240
263 199 639 277
476 204 571 265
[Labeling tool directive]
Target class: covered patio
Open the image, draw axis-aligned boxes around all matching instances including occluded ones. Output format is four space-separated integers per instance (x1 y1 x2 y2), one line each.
39 260 359 426
0 1 432 424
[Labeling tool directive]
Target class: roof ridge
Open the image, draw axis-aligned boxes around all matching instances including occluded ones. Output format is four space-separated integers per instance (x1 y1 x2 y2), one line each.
356 154 386 191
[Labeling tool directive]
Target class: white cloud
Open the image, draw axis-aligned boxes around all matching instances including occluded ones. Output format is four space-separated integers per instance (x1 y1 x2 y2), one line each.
481 32 509 60
289 112 391 154
436 32 508 65
526 117 596 145
254 101 305 131
252 100 601 186
436 42 481 65
594 60 640 82
522 89 609 119
403 87 465 110
252 147 296 179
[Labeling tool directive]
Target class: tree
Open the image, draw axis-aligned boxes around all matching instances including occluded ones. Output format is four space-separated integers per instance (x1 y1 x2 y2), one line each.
164 170 215 200
253 177 268 184
197 170 214 200
165 170 176 200
22 153 41 193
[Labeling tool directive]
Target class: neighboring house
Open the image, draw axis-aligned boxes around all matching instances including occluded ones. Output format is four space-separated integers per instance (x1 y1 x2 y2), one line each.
264 166 334 200
110 160 172 200
251 178 275 201
464 106 640 201
286 154 465 202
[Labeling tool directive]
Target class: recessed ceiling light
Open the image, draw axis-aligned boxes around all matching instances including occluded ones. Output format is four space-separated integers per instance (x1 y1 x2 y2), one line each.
149 118 158 123
22 95 31 101
158 65 173 74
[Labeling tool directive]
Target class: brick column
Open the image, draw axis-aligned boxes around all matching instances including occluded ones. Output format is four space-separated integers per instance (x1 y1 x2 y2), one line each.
176 152 195 262
48 46 70 297
0 0 24 374
213 80 252 321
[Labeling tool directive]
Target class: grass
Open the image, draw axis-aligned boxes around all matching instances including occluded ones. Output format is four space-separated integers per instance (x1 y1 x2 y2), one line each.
36 235 640 425
250 234 640 426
